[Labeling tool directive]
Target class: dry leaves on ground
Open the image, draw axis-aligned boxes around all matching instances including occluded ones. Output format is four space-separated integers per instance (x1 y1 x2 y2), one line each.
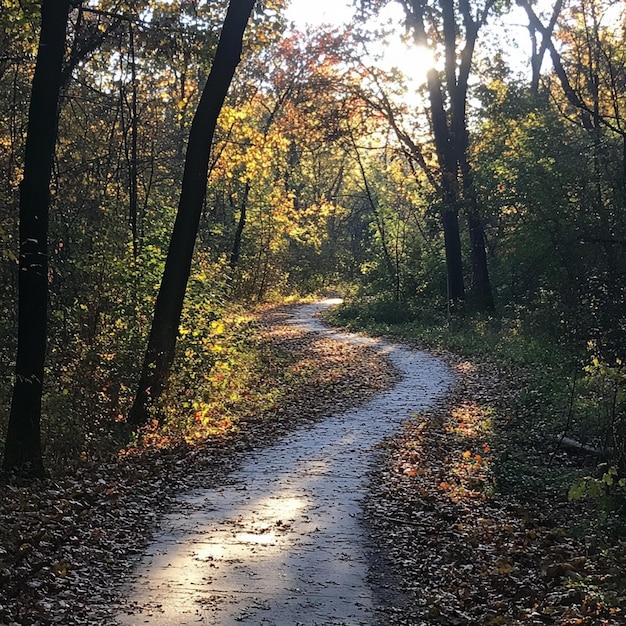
366 351 626 626
0 304 397 626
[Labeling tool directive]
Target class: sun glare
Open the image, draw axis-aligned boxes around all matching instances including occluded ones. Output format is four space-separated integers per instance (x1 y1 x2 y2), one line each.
285 0 435 87
378 38 435 86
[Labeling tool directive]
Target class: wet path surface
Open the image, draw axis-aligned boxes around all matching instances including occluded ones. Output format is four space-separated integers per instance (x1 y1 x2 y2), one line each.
117 300 453 625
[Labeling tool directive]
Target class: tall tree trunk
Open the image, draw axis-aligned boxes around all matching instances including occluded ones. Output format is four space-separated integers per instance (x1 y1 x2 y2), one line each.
352 133 397 287
412 0 494 312
408 1 465 310
3 0 70 476
455 0 495 311
229 182 250 269
455 113 494 311
465 204 494 310
129 0 256 426
128 20 140 257
426 65 466 308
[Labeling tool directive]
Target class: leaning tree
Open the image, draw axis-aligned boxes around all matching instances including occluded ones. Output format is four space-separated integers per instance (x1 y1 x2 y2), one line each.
129 0 259 426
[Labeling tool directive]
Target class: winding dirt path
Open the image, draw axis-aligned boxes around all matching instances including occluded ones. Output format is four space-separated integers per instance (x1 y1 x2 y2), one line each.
116 300 453 625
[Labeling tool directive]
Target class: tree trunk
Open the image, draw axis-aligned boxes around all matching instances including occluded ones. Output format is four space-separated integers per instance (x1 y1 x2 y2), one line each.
3 0 70 476
426 66 466 308
408 3 465 311
455 126 494 312
352 136 396 285
128 20 140 257
452 2 494 312
465 205 494 311
129 0 256 426
229 182 250 269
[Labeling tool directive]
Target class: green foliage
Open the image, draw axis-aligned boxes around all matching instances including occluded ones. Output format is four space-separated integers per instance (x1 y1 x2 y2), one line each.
327 295 442 329
578 352 626 468
474 77 626 357
327 296 566 368
326 296 625 506
494 449 582 500
569 466 626 511
130 304 326 450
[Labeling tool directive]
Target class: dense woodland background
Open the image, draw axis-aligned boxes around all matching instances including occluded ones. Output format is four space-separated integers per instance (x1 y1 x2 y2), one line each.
0 0 625 487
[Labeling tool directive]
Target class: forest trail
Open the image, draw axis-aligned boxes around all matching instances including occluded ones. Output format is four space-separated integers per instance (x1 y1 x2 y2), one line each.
116 300 453 625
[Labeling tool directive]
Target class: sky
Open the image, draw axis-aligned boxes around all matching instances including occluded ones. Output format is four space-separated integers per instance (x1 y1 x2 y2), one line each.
283 0 535 85
283 0 356 28
283 0 435 86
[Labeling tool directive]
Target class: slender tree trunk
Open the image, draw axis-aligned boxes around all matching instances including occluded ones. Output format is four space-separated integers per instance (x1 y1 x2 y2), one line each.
529 0 564 97
229 182 250 269
128 20 140 257
408 2 465 310
622 134 626 202
518 0 593 130
465 204 494 311
129 0 256 426
453 2 494 312
352 135 396 284
403 0 497 312
455 129 494 311
3 0 70 475
453 85 494 309
440 202 465 308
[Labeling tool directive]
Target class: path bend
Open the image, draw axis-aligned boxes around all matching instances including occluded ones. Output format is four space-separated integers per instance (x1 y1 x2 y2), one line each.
117 299 453 625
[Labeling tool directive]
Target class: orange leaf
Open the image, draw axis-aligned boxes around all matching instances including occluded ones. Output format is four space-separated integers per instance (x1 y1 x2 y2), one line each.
495 558 514 574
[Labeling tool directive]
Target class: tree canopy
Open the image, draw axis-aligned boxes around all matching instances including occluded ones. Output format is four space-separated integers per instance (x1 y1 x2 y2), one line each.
0 0 624 475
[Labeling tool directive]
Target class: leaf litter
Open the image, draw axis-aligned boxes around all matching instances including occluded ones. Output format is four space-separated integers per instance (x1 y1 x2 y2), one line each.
0 304 397 625
2 304 625 625
365 350 626 625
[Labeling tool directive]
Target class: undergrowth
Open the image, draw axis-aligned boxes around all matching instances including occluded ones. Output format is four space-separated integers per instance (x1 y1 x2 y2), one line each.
323 296 626 517
1 305 309 474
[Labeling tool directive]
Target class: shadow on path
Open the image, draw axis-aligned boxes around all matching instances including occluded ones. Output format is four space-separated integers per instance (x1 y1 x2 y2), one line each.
116 300 453 625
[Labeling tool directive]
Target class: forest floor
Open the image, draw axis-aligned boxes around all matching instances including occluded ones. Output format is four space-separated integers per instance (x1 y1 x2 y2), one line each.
115 300 452 624
363 341 626 625
0 301 625 625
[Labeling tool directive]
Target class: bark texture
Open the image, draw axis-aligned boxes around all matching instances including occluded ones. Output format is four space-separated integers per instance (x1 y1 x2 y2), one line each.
129 0 257 426
4 0 71 475
404 0 495 312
